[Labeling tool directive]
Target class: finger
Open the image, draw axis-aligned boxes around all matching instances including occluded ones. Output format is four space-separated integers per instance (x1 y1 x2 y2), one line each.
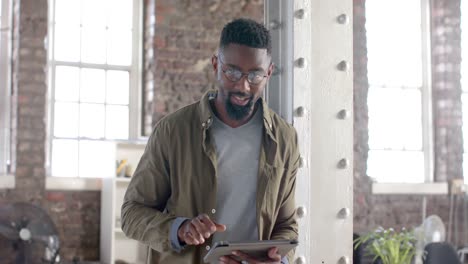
183 231 198 245
192 217 211 241
198 214 218 233
267 247 281 261
187 222 204 244
232 250 281 264
231 251 257 263
193 216 214 238
219 256 241 264
214 222 227 232
184 223 201 245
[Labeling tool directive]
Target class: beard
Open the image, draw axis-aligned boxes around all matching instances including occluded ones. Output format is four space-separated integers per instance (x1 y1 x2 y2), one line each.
225 92 254 120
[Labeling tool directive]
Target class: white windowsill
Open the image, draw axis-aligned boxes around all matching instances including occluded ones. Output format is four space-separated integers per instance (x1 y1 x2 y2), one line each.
372 182 449 195
45 177 102 191
0 174 15 189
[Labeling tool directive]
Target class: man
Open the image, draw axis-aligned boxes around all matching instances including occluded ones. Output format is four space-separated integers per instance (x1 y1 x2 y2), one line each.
121 18 300 264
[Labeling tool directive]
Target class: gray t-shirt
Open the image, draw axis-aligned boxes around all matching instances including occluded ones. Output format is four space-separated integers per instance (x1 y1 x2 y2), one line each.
210 107 263 245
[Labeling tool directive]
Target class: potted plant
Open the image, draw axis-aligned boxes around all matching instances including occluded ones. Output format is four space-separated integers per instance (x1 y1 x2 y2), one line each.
354 227 417 264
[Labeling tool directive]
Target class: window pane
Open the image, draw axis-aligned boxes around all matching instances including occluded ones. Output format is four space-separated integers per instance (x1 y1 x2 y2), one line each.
52 139 78 177
81 68 105 103
368 87 422 150
463 94 468 152
108 0 133 30
107 29 132 66
462 0 467 184
79 103 105 138
463 0 468 92
82 0 107 28
367 150 425 183
465 154 468 185
81 27 107 64
54 102 79 137
106 105 129 139
54 0 80 26
55 66 79 102
79 140 115 178
106 70 129 104
54 25 80 62
366 0 422 87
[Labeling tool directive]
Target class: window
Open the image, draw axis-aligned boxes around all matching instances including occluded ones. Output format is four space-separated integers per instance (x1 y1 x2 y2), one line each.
366 0 433 183
0 0 12 176
48 0 142 178
462 0 468 184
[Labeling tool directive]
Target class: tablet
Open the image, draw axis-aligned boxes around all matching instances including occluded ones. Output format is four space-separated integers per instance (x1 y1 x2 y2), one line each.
203 239 298 263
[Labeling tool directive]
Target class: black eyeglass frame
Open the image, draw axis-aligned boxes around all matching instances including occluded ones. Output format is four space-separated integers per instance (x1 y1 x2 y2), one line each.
216 55 270 85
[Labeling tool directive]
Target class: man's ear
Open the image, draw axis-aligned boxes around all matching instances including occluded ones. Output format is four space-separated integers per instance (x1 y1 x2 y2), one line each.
267 62 275 78
211 54 218 73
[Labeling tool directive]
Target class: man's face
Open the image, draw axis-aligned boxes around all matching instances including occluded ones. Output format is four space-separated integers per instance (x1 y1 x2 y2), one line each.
212 43 273 120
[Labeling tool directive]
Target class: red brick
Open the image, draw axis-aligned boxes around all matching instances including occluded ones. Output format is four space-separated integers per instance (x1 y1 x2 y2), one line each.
46 192 66 202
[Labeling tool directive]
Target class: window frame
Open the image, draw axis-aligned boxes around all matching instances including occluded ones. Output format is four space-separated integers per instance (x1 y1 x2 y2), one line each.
366 0 434 184
46 0 144 179
0 0 12 178
461 0 468 184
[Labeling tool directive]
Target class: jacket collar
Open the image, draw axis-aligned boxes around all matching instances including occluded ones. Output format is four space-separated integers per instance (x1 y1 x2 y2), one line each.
198 90 274 135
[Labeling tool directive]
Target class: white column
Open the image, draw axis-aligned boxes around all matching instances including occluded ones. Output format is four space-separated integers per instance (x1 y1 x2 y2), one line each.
294 0 354 263
265 0 353 262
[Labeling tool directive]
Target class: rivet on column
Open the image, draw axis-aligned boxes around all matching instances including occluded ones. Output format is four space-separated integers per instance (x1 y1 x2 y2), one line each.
296 206 307 218
295 58 306 68
337 208 350 219
336 14 349 25
294 9 306 19
337 60 350 71
338 256 350 264
295 256 306 264
337 158 349 169
299 156 305 168
295 106 306 117
337 109 350 120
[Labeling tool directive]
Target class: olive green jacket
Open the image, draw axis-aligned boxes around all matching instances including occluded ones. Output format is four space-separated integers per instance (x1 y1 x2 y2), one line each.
121 90 300 264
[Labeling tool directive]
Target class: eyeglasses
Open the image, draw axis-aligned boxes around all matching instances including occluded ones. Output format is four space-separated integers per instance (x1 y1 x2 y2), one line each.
217 55 268 85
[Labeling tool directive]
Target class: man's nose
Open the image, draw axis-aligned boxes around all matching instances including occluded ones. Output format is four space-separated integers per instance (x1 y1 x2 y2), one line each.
235 75 251 93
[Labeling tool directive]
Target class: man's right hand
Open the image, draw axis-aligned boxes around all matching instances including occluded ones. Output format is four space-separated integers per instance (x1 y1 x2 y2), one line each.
177 214 226 245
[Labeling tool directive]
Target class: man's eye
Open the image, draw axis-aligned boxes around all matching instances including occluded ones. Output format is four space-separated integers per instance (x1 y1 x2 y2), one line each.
226 69 240 76
250 72 263 78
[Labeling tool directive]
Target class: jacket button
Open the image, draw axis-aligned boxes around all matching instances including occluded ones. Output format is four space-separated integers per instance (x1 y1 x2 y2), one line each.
211 209 216 214
206 245 211 251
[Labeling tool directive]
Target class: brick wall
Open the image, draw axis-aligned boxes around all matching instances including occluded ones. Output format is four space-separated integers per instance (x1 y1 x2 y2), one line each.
352 0 467 252
432 0 464 182
0 0 100 262
143 0 156 136
150 0 264 124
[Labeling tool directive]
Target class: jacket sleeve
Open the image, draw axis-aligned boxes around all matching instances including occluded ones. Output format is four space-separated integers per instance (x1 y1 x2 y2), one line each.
270 128 300 263
121 121 176 252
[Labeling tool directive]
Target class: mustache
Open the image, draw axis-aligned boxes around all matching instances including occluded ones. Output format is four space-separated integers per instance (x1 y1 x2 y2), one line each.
228 92 253 98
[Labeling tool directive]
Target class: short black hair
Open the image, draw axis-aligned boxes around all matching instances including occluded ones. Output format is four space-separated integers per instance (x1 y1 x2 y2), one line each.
219 18 272 55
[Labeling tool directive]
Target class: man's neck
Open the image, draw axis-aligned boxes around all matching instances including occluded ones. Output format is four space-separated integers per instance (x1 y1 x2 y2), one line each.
211 98 258 128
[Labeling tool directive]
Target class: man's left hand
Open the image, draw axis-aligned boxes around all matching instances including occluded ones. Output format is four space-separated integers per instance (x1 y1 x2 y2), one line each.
218 247 282 264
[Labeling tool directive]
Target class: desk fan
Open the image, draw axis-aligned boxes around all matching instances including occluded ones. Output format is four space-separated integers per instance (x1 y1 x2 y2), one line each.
0 202 60 264
413 215 446 264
